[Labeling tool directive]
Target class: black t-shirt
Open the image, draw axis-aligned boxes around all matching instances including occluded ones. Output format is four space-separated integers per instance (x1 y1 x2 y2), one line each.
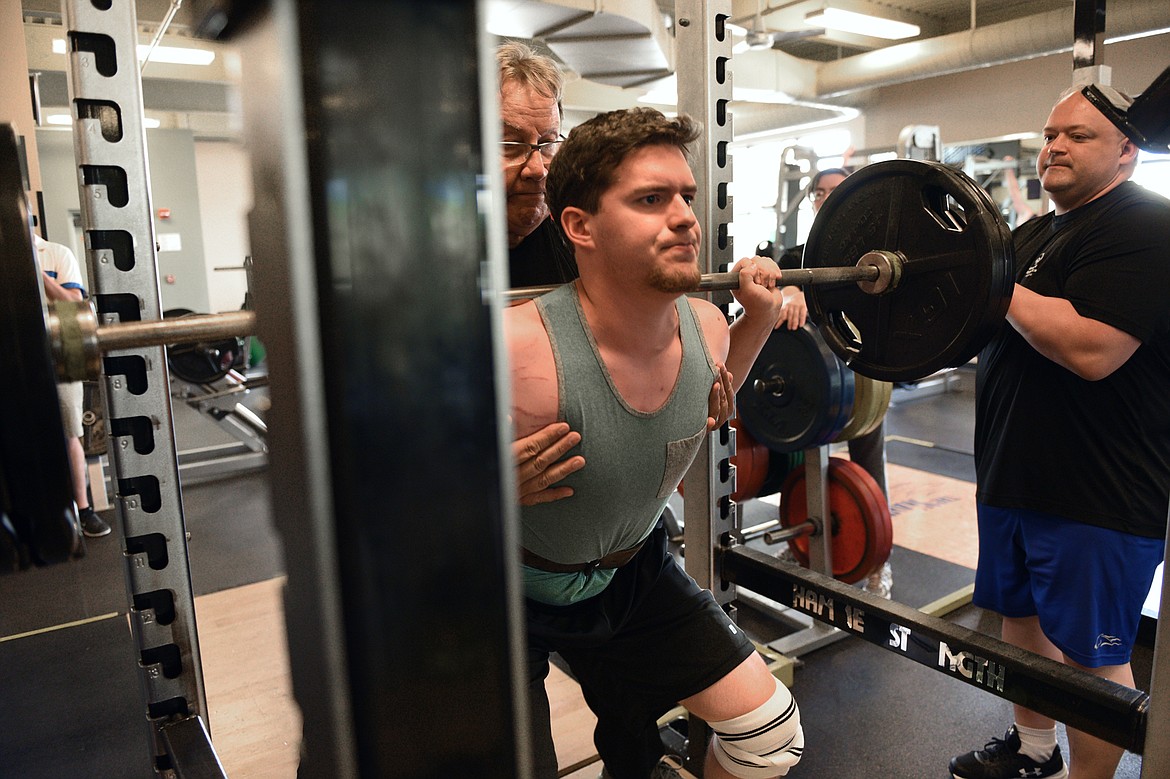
974 181 1170 538
508 218 578 287
777 244 804 271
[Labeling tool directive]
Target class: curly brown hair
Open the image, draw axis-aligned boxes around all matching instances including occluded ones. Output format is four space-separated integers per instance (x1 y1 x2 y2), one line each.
546 108 701 225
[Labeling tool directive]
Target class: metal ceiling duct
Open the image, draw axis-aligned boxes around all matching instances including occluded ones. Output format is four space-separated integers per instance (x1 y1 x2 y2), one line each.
484 0 673 87
488 0 1170 137
814 0 1170 98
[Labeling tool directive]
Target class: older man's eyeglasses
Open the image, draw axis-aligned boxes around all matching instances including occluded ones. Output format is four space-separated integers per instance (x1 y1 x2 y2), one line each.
500 137 565 167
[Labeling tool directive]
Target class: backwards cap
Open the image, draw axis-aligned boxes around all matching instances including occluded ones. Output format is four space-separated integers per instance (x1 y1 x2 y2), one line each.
1081 65 1170 154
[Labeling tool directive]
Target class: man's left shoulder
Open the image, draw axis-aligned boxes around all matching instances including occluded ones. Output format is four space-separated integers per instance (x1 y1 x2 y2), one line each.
504 298 543 335
685 295 726 326
1084 183 1170 241
1111 181 1170 216
686 296 731 360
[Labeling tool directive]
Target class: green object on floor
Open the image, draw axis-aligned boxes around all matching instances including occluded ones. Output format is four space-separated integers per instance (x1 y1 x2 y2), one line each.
249 336 267 367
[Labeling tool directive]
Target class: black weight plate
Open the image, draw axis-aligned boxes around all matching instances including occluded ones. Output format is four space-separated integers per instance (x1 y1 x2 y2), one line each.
0 123 84 568
757 448 804 499
736 322 846 454
954 169 1017 326
804 159 1014 382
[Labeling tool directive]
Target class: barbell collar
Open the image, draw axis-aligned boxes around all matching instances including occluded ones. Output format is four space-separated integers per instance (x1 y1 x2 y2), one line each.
855 250 903 295
47 300 102 385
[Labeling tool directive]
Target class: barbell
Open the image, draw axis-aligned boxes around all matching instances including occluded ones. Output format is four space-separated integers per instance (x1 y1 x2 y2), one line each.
10 156 1014 392
505 249 902 300
43 250 890 383
48 302 256 384
47 154 1014 386
44 246 903 383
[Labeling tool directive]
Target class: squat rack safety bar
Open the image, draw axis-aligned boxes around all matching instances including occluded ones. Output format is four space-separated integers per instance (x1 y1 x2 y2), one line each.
721 544 1152 754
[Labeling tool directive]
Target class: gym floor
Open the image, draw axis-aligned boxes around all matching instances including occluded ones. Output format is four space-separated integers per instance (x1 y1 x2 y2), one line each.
0 365 1153 778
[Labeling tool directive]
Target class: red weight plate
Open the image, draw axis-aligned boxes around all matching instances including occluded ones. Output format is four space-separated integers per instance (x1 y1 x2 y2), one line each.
730 417 769 502
831 459 894 580
677 418 770 501
778 457 893 583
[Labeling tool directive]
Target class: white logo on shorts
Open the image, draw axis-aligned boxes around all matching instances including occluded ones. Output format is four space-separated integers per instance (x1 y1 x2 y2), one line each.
1094 634 1122 650
728 623 739 635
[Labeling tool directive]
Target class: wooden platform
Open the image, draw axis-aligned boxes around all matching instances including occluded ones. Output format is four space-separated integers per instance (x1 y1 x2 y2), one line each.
197 578 300 778
199 460 978 776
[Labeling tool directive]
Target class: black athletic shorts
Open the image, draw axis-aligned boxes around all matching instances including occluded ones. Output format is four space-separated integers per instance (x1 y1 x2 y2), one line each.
525 521 755 777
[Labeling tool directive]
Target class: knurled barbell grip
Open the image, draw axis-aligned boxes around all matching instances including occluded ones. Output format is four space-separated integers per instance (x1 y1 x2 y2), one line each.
504 261 885 301
87 263 874 342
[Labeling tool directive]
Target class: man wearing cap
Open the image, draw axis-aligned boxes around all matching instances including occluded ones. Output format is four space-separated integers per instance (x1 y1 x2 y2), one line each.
950 85 1170 779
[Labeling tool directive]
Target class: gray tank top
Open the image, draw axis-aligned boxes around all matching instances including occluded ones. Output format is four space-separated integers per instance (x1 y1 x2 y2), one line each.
521 283 716 603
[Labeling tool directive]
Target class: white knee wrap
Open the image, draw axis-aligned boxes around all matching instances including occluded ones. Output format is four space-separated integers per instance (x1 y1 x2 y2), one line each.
709 681 804 778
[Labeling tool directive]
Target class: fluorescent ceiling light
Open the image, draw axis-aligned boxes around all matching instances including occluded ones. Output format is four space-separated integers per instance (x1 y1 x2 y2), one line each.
52 38 215 66
136 44 215 66
1105 27 1170 45
805 8 920 40
46 113 161 129
637 76 678 106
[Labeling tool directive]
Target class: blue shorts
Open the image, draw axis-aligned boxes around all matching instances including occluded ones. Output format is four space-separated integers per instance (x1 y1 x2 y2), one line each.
974 503 1164 667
